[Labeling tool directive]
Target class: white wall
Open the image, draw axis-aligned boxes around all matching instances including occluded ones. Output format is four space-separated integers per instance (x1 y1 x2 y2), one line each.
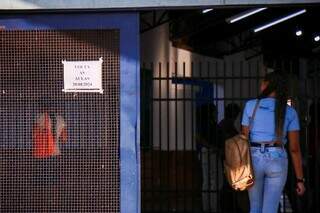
141 23 263 150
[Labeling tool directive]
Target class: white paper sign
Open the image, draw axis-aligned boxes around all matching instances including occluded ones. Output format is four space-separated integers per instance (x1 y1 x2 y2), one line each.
62 58 103 93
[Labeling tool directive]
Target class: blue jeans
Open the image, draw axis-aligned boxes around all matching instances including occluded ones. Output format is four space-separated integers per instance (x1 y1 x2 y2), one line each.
249 147 288 213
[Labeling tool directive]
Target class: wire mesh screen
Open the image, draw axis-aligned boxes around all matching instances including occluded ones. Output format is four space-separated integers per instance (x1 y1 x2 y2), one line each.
0 29 120 212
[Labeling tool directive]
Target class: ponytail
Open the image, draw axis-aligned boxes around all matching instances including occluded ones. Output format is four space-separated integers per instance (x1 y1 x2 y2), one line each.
258 72 288 138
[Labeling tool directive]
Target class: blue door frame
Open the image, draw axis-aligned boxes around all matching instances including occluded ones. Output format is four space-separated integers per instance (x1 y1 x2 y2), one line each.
0 13 140 213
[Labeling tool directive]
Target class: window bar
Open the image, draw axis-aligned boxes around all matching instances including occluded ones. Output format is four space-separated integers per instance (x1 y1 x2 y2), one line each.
182 62 187 212
166 61 171 211
174 62 178 210
158 62 163 211
198 61 205 212
239 60 244 212
315 64 319 212
206 61 213 213
215 60 221 212
190 61 195 212
150 62 155 212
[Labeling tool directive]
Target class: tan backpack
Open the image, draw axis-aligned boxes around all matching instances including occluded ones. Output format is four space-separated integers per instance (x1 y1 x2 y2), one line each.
224 100 260 191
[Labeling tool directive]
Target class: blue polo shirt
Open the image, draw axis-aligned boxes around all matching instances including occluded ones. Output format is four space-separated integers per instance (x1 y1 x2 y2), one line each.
241 98 300 144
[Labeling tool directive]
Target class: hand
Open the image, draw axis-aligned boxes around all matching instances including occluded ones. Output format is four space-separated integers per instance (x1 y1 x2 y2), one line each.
296 182 306 196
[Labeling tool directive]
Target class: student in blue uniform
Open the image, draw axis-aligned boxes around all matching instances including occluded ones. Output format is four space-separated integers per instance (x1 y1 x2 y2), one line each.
241 71 305 213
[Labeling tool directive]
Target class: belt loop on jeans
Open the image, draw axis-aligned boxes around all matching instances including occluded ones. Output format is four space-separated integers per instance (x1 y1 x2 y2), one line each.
260 143 266 153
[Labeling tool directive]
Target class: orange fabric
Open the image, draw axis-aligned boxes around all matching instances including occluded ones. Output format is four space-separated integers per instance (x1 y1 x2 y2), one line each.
32 113 55 158
61 128 68 143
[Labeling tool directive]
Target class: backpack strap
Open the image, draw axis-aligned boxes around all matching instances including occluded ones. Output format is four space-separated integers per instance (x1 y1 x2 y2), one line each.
248 99 261 139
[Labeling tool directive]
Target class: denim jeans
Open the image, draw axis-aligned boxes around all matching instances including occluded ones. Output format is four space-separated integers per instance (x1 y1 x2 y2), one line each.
249 146 288 213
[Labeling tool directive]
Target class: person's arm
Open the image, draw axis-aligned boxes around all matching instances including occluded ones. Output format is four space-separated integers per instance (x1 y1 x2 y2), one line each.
288 130 306 196
58 117 68 143
241 101 250 138
61 127 68 143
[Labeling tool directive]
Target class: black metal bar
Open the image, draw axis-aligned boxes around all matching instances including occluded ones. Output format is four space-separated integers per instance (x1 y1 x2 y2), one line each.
152 76 266 80
174 62 178 210
314 67 319 212
190 61 195 212
206 61 212 213
153 11 156 28
215 60 221 213
231 60 237 213
143 189 220 193
286 60 290 213
152 98 260 101
249 60 253 101
183 62 187 212
150 62 155 212
198 61 204 212
166 62 170 211
238 59 244 213
141 62 146 211
240 60 243 112
158 62 163 211
256 59 260 98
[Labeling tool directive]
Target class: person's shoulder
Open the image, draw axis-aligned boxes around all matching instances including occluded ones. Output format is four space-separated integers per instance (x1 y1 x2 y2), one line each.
286 105 298 117
245 99 258 108
247 99 258 104
241 99 258 114
285 106 299 122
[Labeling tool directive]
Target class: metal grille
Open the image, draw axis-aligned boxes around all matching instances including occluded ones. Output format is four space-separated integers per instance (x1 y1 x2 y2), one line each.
0 29 120 212
141 58 319 213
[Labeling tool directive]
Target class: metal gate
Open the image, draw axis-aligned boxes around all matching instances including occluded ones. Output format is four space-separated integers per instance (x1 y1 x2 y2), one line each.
0 29 120 212
141 57 320 212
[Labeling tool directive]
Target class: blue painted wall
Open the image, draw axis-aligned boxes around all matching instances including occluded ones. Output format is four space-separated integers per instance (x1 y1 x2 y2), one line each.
0 13 140 213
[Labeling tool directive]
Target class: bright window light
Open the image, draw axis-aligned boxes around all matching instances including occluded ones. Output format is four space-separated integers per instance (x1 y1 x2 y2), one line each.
254 9 307 33
227 7 267 23
296 30 302 36
315 36 320 42
202 9 213 14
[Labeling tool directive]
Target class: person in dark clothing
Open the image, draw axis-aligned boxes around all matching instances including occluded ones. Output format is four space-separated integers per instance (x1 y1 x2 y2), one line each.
196 103 220 149
196 103 223 212
218 103 240 141
306 101 320 212
218 103 249 213
286 101 320 213
32 99 67 211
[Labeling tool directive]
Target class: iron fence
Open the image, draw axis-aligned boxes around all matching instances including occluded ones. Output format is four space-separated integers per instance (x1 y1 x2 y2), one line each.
141 58 320 213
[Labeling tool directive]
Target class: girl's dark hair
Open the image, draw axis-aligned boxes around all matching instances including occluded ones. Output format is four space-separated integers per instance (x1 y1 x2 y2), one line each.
258 71 288 138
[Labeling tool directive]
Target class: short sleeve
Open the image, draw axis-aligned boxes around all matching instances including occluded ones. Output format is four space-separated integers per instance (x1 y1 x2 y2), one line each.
287 108 300 131
241 102 250 126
